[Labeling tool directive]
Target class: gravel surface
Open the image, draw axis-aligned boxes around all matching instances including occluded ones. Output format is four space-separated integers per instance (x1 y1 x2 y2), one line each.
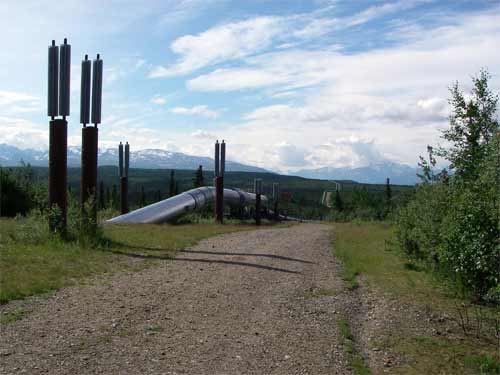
0 224 353 375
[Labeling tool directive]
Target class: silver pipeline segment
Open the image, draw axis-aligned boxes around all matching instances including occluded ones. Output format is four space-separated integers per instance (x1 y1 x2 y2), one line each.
124 142 130 177
118 142 124 177
47 40 59 118
220 140 226 176
107 186 267 224
91 54 103 125
58 38 71 117
214 140 220 177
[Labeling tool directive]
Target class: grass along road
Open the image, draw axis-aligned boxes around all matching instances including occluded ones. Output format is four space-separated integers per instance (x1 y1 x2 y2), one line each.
332 222 499 374
0 217 266 304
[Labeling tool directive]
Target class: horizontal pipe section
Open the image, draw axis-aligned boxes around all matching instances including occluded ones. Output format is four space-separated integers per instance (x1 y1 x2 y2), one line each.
107 186 267 224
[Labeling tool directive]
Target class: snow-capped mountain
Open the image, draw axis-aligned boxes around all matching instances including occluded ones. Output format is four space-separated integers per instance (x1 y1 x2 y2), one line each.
0 144 268 173
293 161 420 185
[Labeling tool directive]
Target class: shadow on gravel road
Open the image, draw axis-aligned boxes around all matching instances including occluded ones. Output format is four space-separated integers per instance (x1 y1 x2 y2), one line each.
180 249 315 264
107 249 301 274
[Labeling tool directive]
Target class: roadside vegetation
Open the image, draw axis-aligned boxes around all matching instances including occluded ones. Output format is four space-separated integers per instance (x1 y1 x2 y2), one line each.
396 71 499 303
331 71 499 374
333 222 499 374
0 212 261 305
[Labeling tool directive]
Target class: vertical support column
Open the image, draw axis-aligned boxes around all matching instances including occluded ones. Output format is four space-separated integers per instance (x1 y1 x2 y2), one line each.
120 142 130 215
48 119 68 231
47 38 70 233
254 178 262 226
80 53 101 231
120 176 129 214
215 176 224 224
273 182 280 221
81 127 98 206
81 126 98 230
214 140 225 224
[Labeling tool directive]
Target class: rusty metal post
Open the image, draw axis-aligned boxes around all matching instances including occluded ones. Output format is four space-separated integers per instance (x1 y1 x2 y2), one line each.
120 176 129 214
255 193 261 226
215 176 224 223
272 182 280 221
214 140 225 224
119 142 129 214
81 126 98 230
48 119 68 231
254 178 262 226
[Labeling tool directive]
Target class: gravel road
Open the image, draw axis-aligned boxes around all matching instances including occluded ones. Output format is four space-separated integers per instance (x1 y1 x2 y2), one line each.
0 224 353 375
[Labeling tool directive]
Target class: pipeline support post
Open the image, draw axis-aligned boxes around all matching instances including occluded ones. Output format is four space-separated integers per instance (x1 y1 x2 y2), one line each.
48 119 68 232
215 176 224 223
214 140 226 223
272 182 280 221
120 176 129 214
254 178 262 226
47 39 71 233
119 142 130 214
81 126 98 228
79 53 102 232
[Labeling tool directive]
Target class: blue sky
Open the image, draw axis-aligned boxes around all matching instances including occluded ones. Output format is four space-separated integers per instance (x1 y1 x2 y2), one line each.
0 0 498 172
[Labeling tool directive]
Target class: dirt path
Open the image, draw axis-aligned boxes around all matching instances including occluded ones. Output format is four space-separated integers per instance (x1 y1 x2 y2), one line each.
0 224 353 375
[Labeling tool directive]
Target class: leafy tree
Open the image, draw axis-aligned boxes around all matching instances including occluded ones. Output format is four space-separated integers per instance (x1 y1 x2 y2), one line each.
98 180 106 209
106 186 111 207
168 170 176 197
396 70 499 301
333 190 343 211
385 178 391 204
193 165 204 188
0 168 33 216
438 70 499 182
111 184 118 209
140 185 146 206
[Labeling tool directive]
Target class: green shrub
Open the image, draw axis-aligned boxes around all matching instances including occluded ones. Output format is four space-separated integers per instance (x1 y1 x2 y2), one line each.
396 71 499 301
0 168 34 216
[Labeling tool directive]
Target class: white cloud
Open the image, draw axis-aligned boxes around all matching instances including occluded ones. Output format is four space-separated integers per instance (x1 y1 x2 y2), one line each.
150 16 285 77
0 116 47 149
0 90 40 114
151 1 429 79
191 129 216 139
150 95 168 105
177 9 500 170
170 105 219 119
345 0 428 27
0 91 38 106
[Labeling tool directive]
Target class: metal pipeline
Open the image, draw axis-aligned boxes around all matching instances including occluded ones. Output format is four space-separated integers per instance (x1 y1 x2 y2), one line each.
107 186 267 224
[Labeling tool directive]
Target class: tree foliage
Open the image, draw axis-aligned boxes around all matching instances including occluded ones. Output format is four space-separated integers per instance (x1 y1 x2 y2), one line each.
193 165 204 188
396 70 499 301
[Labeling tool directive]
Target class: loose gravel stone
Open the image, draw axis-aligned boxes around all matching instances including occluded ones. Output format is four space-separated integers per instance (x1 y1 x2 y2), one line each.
0 224 352 375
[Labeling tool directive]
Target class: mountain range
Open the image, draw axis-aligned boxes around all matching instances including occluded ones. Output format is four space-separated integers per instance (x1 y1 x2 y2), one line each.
0 144 419 184
293 162 419 185
0 144 267 173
